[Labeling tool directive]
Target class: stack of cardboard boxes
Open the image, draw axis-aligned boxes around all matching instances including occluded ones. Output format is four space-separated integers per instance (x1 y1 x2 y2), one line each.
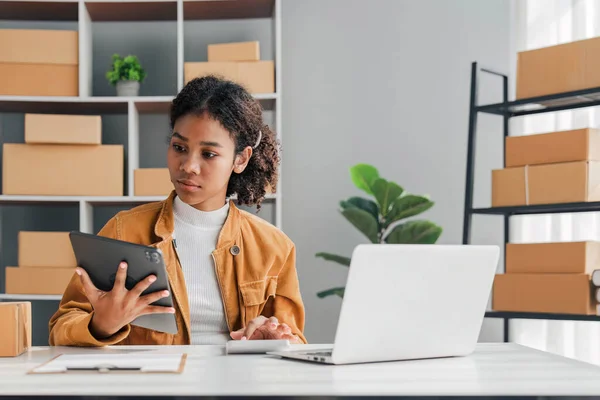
184 41 274 94
492 128 600 207
0 29 79 96
3 113 123 196
5 232 76 295
492 129 600 315
493 241 598 314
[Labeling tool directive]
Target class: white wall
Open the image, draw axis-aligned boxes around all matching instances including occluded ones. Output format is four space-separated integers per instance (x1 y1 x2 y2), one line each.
281 0 512 343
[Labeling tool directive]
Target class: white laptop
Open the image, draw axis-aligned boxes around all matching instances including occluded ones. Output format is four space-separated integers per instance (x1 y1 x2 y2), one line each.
270 244 499 365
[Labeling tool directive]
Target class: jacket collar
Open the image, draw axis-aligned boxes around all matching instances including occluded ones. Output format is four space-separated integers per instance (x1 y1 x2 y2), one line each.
154 190 241 249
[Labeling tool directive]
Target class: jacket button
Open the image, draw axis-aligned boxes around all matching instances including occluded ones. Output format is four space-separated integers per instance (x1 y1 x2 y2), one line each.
230 245 240 256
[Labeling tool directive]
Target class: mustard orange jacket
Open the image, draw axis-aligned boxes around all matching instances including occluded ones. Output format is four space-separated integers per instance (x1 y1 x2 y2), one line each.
48 191 307 346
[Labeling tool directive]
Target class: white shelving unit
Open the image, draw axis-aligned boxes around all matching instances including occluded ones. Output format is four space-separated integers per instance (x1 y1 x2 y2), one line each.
0 0 283 306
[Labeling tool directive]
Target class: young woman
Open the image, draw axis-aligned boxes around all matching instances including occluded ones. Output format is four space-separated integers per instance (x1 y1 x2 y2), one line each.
48 76 306 346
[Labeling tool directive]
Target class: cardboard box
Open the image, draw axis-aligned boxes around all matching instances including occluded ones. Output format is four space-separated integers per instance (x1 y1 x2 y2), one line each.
0 63 78 96
237 61 274 93
492 273 594 314
506 128 600 168
492 161 600 207
18 232 77 268
134 168 173 196
0 302 31 357
3 144 123 196
491 167 526 207
0 29 78 65
517 36 600 99
5 267 74 295
184 61 275 93
208 41 260 62
25 114 101 145
506 242 600 274
185 61 238 85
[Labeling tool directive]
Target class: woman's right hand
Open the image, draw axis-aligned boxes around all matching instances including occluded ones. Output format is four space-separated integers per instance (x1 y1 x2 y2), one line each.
75 261 175 339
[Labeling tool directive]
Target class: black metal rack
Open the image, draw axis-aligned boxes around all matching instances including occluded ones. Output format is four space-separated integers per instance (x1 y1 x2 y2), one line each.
462 62 600 343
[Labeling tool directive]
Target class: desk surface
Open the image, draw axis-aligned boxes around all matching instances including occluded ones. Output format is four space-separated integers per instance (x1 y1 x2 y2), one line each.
1 343 600 398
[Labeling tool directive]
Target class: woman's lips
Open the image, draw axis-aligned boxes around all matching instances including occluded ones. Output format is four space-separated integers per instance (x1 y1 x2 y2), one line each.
177 179 201 192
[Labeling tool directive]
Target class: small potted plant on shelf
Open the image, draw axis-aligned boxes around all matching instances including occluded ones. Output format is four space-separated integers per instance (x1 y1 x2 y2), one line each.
106 53 147 97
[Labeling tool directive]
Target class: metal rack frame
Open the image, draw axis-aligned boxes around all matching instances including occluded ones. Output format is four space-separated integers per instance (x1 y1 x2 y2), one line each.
463 62 600 343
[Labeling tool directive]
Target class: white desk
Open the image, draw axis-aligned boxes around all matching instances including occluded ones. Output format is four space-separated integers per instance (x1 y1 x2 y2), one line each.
1 343 600 398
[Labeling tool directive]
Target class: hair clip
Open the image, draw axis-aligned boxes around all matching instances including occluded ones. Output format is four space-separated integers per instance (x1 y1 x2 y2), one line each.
253 130 262 149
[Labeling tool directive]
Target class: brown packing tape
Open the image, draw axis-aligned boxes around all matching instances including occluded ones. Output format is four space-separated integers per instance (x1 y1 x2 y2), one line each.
18 305 25 353
524 165 529 205
20 302 31 351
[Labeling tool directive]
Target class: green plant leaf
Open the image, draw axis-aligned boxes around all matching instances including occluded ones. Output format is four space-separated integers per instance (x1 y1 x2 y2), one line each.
350 164 379 195
340 197 379 221
385 220 442 244
386 195 434 225
372 178 404 217
315 252 351 267
341 207 379 243
123 55 137 64
317 287 345 298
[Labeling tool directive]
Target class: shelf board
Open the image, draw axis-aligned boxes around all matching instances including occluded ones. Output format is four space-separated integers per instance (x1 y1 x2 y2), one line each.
84 0 177 22
0 195 166 205
0 294 62 301
471 201 600 216
0 94 276 114
485 311 600 322
0 96 128 114
0 194 277 205
0 1 79 21
184 0 274 20
253 93 278 100
477 86 600 117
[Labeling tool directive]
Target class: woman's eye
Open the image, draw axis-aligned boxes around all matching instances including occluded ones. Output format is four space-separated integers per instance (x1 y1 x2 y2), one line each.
172 143 185 153
203 152 217 159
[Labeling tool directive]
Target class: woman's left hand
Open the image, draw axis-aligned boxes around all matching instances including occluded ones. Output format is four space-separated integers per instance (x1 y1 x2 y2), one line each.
230 316 301 343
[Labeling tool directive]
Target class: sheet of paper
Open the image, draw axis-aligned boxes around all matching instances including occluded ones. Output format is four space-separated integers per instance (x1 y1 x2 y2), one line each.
31 353 185 374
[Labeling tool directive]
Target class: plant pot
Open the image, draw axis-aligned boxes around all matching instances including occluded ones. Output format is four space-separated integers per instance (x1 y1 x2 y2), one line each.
116 80 140 97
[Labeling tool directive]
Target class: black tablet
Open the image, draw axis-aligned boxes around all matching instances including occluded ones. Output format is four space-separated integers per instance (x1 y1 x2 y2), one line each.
69 231 178 334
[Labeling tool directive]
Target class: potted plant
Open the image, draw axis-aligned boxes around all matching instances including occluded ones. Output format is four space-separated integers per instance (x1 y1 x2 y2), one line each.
106 53 147 97
316 163 442 298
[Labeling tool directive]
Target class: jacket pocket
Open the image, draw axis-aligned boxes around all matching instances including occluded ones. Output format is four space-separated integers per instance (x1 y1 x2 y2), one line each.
239 276 277 326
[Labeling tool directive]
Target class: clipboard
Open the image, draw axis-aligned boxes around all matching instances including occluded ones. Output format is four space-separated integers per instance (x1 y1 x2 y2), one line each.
28 353 187 374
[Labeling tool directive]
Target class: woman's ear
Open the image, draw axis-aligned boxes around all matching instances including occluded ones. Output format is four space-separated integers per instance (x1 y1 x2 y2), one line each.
233 146 253 174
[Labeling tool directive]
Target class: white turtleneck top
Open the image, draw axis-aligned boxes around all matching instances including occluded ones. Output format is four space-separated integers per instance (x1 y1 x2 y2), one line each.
173 196 230 344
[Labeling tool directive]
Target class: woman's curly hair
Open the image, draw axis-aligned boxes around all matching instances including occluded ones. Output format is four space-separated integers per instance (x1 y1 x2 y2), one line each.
169 75 280 210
